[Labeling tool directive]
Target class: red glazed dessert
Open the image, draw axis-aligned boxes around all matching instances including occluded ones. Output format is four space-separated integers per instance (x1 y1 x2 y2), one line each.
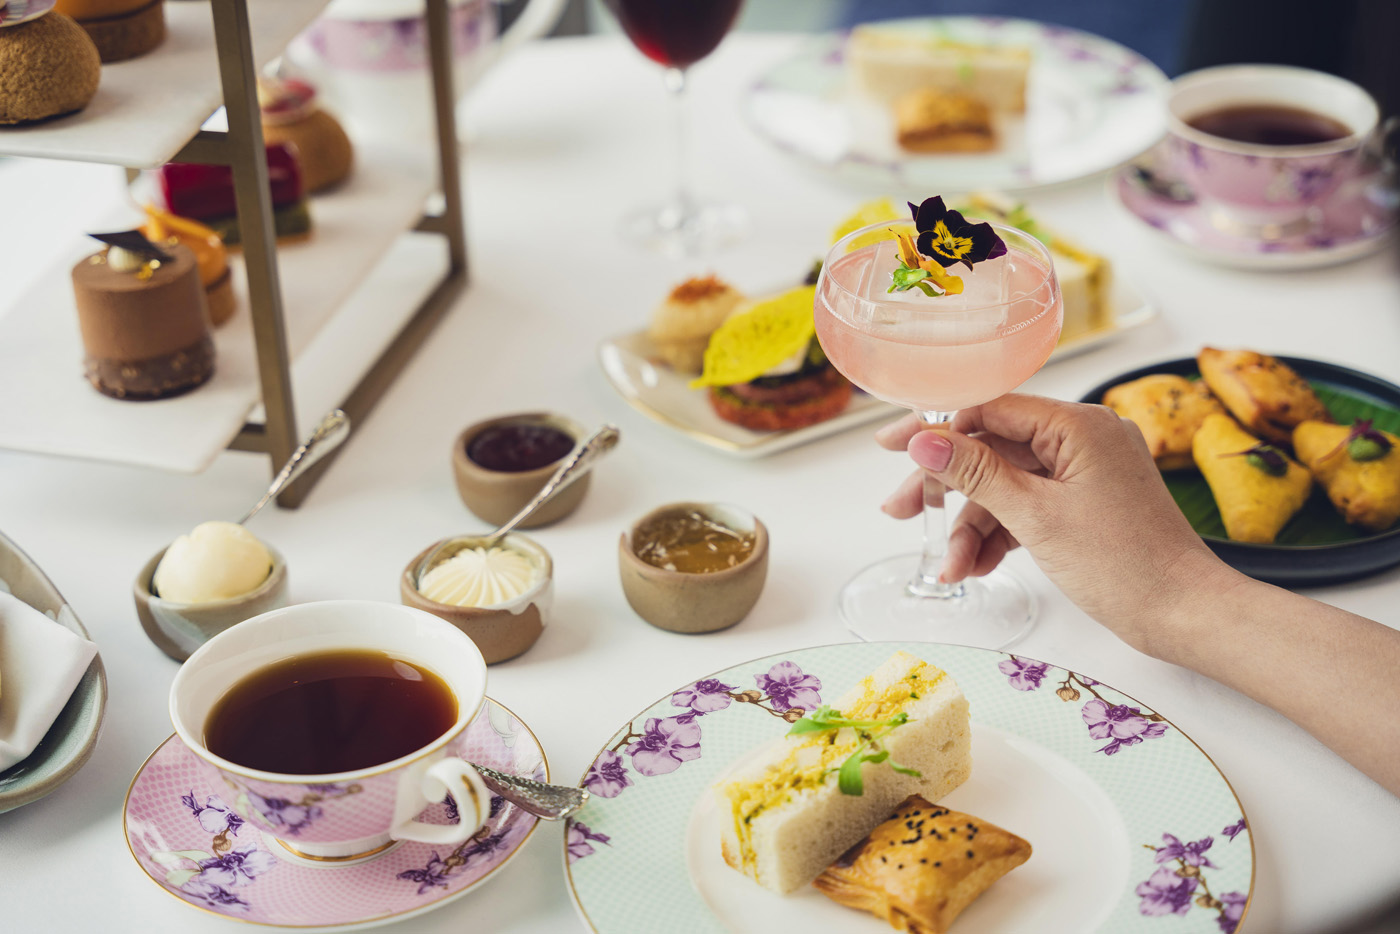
156 143 312 246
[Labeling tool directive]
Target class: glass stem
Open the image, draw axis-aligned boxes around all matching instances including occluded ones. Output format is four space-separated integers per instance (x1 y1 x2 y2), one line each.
664 66 694 228
910 411 964 600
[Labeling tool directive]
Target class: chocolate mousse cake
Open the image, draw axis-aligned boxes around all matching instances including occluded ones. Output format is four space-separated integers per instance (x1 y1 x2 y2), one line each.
71 231 215 400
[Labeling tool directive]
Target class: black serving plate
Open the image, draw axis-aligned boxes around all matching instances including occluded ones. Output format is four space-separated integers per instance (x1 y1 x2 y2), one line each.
1081 356 1400 587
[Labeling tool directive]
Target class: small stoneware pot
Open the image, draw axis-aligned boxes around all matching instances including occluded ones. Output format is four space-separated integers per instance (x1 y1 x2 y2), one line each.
618 503 769 634
400 534 553 664
452 412 590 528
133 545 289 662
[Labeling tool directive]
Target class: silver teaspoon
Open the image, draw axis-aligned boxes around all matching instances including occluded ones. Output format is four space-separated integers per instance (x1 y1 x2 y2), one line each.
239 409 352 524
414 424 620 586
472 763 588 820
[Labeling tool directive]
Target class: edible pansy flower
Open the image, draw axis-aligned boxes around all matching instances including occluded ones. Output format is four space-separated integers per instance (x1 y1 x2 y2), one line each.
889 231 964 296
910 196 1007 270
1321 419 1394 463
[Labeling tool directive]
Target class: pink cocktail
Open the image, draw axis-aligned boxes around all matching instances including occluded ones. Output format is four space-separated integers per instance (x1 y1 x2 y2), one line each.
815 220 1063 646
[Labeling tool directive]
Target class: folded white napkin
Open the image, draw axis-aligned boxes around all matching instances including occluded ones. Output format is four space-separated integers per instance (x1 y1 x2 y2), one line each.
0 592 98 772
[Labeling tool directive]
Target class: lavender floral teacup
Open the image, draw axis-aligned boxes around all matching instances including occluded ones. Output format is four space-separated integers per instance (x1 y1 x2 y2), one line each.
1166 65 1380 238
169 600 492 862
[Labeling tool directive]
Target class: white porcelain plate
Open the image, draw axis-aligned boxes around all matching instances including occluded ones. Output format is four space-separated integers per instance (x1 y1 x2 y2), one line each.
598 279 1154 458
564 642 1254 934
744 17 1169 193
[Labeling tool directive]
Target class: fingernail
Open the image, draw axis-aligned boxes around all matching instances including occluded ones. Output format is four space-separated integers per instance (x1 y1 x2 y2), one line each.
910 432 953 472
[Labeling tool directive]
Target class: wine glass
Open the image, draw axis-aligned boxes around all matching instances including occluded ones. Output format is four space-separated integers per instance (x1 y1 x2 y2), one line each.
603 0 746 256
813 219 1063 648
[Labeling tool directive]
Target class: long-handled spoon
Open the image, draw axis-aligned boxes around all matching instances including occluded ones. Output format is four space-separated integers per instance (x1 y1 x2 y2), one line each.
413 424 620 586
239 409 352 524
472 763 588 820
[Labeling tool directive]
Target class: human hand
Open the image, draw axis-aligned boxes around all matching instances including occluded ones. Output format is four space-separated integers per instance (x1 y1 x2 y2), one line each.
875 395 1237 656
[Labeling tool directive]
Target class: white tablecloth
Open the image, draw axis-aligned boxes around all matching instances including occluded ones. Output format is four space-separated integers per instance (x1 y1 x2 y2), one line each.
2 33 1399 934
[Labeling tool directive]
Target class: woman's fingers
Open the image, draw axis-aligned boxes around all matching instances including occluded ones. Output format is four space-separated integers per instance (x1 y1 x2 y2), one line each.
943 502 1020 582
874 412 923 451
881 468 929 518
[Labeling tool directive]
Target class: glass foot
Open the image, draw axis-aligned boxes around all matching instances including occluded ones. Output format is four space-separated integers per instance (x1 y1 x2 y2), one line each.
618 200 746 257
837 552 1036 650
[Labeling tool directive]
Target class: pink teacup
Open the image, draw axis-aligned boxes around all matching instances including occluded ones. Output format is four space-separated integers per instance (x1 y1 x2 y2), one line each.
169 600 492 862
1166 65 1379 237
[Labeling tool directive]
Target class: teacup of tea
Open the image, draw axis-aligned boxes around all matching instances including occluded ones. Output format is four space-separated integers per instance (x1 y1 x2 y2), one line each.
169 600 493 861
1165 64 1379 237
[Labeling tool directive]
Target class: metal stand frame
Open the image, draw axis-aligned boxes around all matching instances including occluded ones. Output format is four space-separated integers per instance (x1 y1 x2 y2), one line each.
173 0 467 508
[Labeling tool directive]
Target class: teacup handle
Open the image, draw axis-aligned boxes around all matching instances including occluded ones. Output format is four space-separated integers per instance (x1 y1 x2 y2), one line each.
391 759 491 845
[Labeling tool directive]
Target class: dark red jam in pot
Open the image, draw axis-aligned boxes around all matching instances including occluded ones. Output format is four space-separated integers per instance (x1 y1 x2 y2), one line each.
467 422 574 472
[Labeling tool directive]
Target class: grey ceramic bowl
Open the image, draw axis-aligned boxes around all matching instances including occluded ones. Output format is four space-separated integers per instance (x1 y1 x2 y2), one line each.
401 534 553 665
133 544 289 662
619 502 769 634
0 530 107 814
452 412 590 528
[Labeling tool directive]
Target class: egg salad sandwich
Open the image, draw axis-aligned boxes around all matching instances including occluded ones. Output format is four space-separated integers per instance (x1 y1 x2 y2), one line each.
715 651 972 895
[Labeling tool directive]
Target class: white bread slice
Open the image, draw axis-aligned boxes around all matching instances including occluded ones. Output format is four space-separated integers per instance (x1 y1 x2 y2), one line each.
846 24 1031 113
716 651 971 894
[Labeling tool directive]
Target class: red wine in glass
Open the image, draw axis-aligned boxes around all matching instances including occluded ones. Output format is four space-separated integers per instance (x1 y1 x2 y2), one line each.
604 0 747 255
608 0 743 68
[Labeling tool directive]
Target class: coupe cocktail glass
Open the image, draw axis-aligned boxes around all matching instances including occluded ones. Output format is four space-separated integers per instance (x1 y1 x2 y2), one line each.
814 220 1063 647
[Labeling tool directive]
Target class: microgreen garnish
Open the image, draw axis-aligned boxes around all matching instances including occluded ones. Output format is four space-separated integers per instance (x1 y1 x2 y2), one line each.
1220 443 1289 476
1320 419 1393 463
787 705 922 796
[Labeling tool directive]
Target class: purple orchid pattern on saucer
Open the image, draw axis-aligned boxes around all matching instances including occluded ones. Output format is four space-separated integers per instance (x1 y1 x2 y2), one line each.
124 698 546 928
1137 819 1250 932
999 656 1170 755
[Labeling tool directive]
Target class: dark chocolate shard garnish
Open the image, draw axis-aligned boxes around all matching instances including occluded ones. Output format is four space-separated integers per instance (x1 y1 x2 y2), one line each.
87 229 173 262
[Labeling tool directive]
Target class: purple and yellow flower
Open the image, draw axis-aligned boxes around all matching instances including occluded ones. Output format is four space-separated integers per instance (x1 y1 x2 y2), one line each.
755 662 822 713
891 231 964 296
671 678 735 713
1136 865 1198 916
1153 833 1216 868
1222 818 1247 842
566 821 612 863
584 749 634 798
196 844 277 888
626 717 702 777
1218 891 1248 933
998 657 1050 692
1082 698 1168 755
910 196 1007 270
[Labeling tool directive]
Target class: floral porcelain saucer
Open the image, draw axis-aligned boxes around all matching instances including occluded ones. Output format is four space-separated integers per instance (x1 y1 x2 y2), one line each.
1113 158 1398 270
124 698 545 931
565 642 1254 934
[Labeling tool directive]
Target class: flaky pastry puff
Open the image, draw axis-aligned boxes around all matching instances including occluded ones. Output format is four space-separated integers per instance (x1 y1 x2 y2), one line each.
1103 373 1226 471
813 796 1030 934
1194 413 1311 543
1293 421 1400 532
1197 348 1332 444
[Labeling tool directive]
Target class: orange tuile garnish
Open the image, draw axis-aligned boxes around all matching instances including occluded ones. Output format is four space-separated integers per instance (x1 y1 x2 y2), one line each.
669 275 732 304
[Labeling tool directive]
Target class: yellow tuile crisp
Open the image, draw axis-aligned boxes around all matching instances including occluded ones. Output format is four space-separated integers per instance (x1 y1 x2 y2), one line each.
691 286 818 389
832 198 913 251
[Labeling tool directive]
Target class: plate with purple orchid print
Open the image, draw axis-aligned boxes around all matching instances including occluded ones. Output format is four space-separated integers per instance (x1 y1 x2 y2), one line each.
0 1 56 28
565 642 1254 934
744 17 1168 193
1112 157 1399 270
123 698 545 931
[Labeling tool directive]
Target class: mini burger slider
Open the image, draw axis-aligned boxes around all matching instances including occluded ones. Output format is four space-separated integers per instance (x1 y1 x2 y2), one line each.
692 285 852 432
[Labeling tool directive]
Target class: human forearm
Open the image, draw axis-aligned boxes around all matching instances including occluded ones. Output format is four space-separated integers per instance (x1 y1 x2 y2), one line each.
1161 569 1400 797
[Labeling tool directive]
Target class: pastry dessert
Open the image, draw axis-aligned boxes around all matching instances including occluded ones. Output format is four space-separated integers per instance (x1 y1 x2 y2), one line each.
648 275 745 374
693 285 853 432
894 89 995 153
814 796 1031 934
962 194 1113 344
1103 373 1226 470
153 522 273 604
71 230 214 400
1293 420 1400 532
0 10 100 125
1193 413 1311 543
54 0 163 63
156 142 313 247
1197 348 1332 444
847 23 1030 112
715 651 972 895
141 205 235 326
259 75 354 194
